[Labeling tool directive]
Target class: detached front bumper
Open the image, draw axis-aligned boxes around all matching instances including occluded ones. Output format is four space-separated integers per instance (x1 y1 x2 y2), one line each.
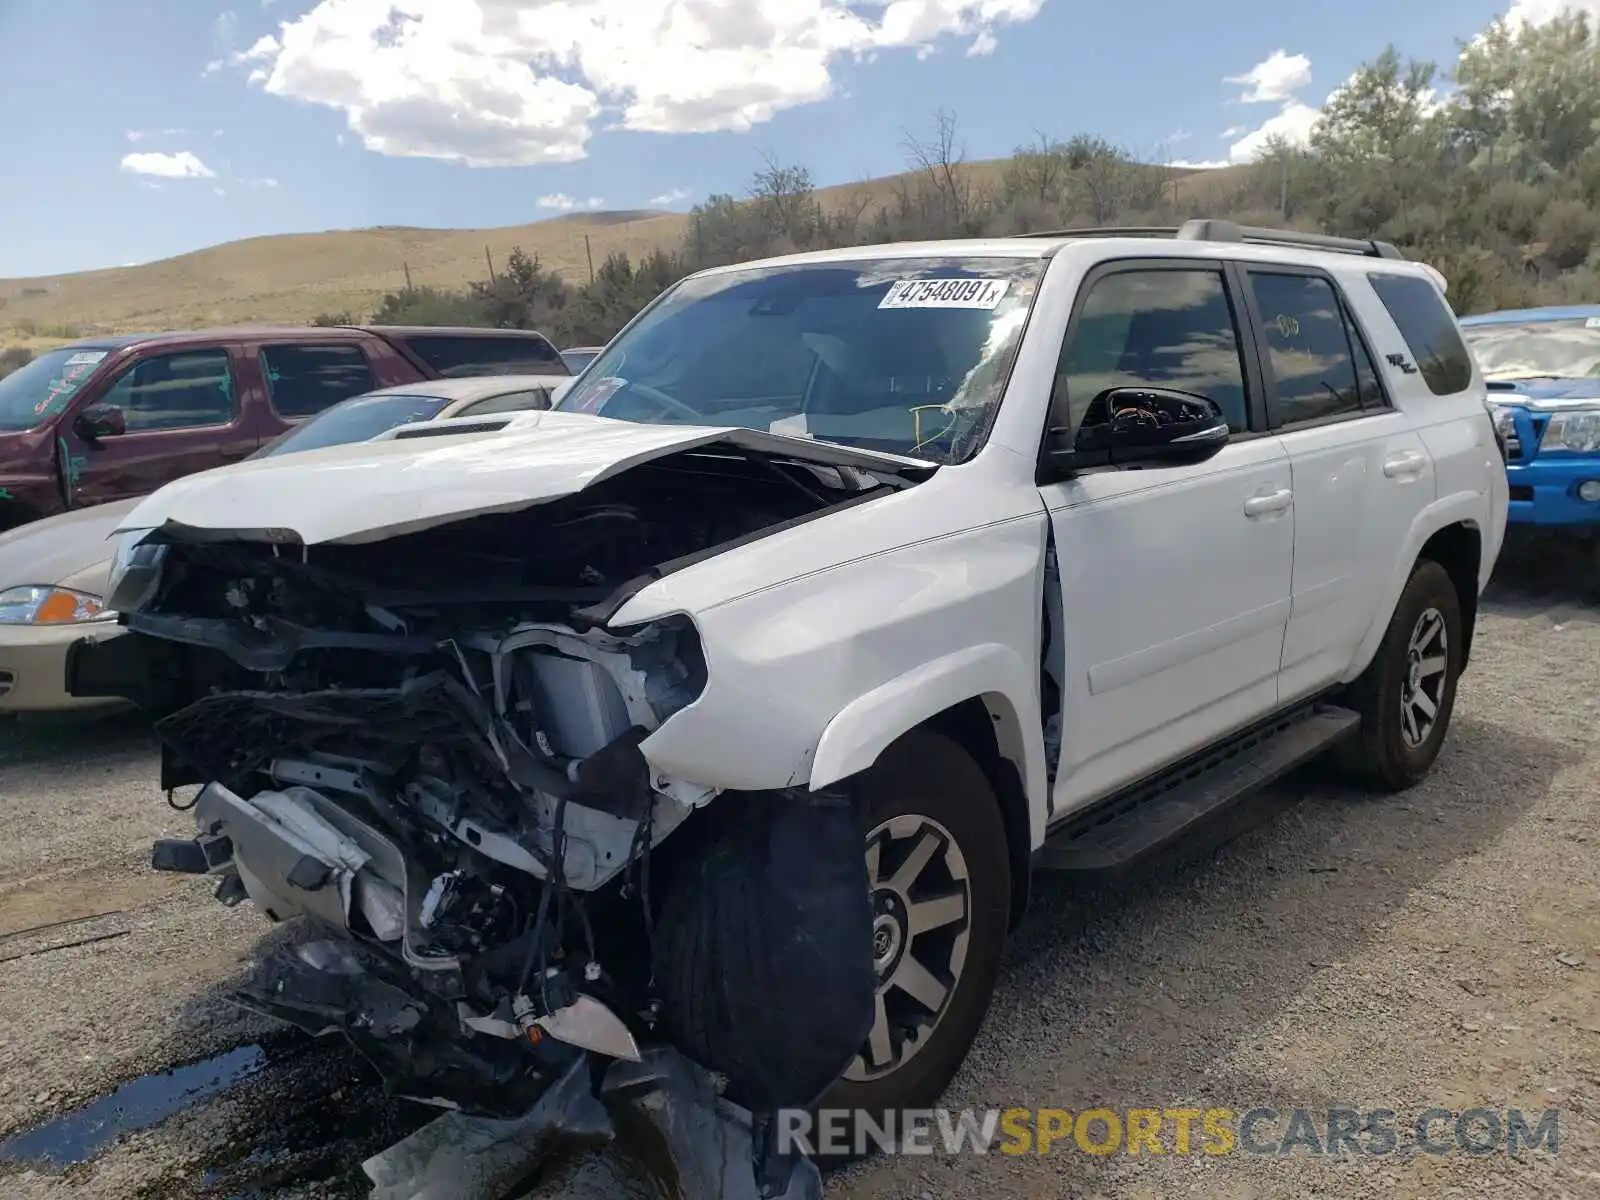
1504 458 1600 528
0 623 128 712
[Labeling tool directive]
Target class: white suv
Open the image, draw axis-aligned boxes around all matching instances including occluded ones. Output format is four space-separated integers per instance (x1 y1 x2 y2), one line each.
73 220 1507 1152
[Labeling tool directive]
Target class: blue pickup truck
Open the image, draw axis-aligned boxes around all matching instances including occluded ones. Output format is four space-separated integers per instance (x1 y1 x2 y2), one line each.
1458 306 1600 549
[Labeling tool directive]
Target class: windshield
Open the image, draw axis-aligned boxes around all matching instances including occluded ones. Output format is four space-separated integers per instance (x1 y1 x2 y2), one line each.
1461 318 1600 380
555 256 1044 463
251 391 450 458
0 347 113 432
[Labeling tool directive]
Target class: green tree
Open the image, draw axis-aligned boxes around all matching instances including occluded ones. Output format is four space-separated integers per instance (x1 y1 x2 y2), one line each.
371 285 493 327
469 246 570 331
1455 13 1600 176
553 249 685 346
1313 48 1445 164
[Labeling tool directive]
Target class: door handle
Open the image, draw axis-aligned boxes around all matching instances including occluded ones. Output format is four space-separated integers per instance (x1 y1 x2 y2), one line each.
1383 450 1427 479
1243 488 1294 518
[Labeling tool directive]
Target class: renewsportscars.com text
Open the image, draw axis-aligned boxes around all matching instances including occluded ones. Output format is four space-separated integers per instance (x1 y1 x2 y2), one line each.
776 1106 1561 1158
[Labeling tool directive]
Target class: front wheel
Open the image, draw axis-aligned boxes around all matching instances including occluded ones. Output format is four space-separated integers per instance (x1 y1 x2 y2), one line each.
1337 559 1464 792
813 731 1011 1150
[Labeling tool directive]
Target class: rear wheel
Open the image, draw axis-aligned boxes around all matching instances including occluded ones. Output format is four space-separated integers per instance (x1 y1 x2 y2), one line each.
812 731 1011 1155
1337 559 1463 792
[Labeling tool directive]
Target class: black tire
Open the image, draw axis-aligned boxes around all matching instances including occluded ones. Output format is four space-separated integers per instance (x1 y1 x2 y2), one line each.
1336 559 1463 792
809 730 1011 1160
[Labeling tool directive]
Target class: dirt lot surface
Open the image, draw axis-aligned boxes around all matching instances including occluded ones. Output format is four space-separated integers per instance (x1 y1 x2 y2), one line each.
1 541 1596 1200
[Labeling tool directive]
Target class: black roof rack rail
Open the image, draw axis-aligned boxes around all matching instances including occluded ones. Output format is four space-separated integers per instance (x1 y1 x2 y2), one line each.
1019 225 1182 240
1020 218 1406 261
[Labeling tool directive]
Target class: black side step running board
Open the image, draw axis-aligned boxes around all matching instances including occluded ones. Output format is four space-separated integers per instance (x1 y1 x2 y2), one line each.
1035 702 1360 875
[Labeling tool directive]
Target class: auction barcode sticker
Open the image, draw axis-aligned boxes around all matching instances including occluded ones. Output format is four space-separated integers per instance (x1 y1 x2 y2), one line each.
880 278 1010 310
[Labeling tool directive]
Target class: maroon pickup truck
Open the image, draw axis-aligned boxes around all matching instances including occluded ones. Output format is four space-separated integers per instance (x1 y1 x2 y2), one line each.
0 324 568 530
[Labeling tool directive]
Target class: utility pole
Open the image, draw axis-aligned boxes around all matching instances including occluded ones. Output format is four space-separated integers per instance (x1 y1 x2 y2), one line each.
485 246 497 283
585 234 595 284
403 261 413 291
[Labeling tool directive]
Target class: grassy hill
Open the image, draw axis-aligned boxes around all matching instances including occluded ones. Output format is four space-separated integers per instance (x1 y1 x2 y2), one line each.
0 159 1261 345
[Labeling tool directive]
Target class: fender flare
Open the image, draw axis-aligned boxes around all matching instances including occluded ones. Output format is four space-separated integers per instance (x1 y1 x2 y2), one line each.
807 642 1048 844
1344 491 1484 684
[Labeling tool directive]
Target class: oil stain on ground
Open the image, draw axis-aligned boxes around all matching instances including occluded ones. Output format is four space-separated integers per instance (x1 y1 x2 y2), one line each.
0 1045 268 1169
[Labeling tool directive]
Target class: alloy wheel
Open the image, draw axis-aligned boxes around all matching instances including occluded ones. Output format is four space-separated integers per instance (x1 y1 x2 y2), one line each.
843 813 972 1083
1399 606 1449 749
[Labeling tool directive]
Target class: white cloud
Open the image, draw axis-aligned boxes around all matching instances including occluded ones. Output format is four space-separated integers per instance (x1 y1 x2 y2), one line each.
1172 158 1230 170
538 193 606 210
1225 49 1311 104
120 151 218 179
648 187 693 207
967 30 998 56
1227 100 1322 163
1220 49 1324 163
125 130 145 142
204 10 240 75
1505 0 1600 26
223 0 1048 167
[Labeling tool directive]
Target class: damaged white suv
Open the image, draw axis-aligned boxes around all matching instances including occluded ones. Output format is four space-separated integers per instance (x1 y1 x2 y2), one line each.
70 220 1506 1167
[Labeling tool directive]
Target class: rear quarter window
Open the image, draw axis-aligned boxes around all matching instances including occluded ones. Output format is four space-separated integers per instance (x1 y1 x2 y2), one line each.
1366 273 1474 396
260 343 377 419
399 334 566 378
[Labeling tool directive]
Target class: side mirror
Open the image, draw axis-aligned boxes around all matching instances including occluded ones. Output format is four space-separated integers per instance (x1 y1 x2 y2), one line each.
74 404 126 442
1059 387 1228 471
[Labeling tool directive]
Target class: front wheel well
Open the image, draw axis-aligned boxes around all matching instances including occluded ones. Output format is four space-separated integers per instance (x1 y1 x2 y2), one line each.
1417 522 1481 669
912 697 1032 933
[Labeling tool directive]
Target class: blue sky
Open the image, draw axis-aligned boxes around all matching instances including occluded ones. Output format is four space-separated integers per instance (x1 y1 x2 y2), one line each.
0 0 1539 279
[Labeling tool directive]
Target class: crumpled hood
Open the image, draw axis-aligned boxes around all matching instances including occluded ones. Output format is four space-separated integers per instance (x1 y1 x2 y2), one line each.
115 410 930 546
0 497 138 589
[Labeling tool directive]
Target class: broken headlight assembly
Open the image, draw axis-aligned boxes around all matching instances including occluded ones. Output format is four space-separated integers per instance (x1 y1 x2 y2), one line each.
105 530 168 614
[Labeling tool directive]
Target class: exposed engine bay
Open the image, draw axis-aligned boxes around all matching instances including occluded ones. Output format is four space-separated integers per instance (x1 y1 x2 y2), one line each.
69 442 914 1195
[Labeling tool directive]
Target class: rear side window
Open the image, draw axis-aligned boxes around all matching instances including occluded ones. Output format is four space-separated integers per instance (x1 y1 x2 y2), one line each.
400 334 565 378
260 344 377 418
1367 273 1474 395
101 348 236 432
1248 272 1364 426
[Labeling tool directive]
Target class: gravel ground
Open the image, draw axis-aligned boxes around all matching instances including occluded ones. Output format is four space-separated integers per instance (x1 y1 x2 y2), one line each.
0 540 1596 1200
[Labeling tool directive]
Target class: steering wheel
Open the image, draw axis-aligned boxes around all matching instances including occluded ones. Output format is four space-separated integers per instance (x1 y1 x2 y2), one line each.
625 381 703 423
